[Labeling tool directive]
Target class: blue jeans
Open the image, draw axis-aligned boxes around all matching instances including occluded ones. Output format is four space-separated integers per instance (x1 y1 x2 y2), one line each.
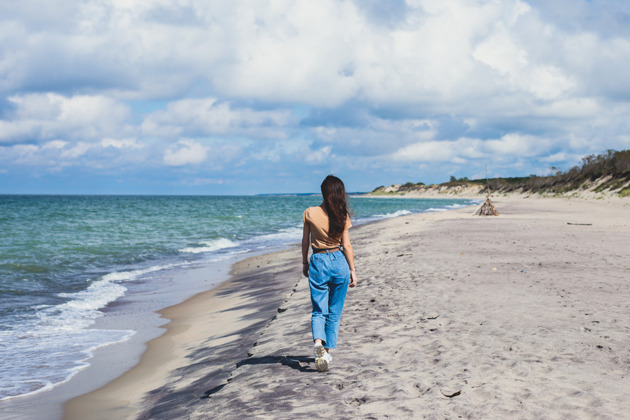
309 250 350 349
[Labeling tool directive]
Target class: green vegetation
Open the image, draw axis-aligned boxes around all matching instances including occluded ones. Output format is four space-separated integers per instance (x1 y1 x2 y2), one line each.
398 182 425 192
488 149 630 195
369 190 402 196
371 149 630 196
445 176 477 186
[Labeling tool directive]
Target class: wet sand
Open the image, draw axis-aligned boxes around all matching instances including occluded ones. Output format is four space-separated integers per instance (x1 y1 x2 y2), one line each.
65 196 630 419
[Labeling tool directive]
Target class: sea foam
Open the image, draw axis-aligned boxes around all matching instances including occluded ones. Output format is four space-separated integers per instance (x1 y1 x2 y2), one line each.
0 264 180 400
0 194 475 401
179 238 240 254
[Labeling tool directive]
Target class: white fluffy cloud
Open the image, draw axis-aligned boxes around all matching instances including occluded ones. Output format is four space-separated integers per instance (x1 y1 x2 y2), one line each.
305 146 332 165
0 136 147 169
3 0 629 109
0 93 131 143
1 0 630 192
141 98 291 139
163 139 208 166
392 133 553 164
311 117 438 157
100 138 143 149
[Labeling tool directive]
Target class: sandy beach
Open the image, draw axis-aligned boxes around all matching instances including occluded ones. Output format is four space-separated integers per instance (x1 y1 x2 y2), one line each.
64 195 630 419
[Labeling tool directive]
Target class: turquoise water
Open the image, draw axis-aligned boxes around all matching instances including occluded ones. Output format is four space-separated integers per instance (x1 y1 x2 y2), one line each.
0 194 476 400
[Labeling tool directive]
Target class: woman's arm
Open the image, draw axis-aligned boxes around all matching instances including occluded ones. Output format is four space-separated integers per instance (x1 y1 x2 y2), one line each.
341 229 357 288
301 222 311 278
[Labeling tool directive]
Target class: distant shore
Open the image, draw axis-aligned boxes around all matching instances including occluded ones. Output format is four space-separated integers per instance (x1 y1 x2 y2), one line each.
367 186 630 201
65 195 629 419
370 150 630 199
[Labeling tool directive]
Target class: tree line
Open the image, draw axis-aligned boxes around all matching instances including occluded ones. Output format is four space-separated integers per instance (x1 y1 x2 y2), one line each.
372 149 630 196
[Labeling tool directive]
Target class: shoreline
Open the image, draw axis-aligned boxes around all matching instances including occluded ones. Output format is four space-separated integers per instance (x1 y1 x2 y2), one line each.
13 195 630 418
61 200 480 419
1 196 473 419
64 201 482 418
63 246 306 419
0 258 236 420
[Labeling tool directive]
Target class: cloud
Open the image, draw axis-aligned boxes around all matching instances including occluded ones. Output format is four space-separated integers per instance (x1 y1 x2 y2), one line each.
42 140 68 149
350 0 409 28
0 0 628 109
0 93 131 143
100 138 143 149
2 1 629 115
309 115 438 157
1 1 630 193
392 134 553 164
472 23 576 101
12 144 39 156
0 136 150 170
141 98 291 139
55 137 143 159
392 140 463 163
61 141 92 159
305 146 332 165
163 139 208 166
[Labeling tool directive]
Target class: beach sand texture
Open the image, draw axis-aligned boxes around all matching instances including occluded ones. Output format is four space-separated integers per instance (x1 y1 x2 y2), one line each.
66 197 630 419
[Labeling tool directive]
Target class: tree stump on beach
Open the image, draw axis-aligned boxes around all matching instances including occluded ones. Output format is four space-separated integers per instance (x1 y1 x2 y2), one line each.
474 197 499 216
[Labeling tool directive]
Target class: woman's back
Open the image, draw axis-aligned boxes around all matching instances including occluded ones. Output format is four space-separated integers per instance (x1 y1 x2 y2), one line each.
303 205 352 250
301 175 358 372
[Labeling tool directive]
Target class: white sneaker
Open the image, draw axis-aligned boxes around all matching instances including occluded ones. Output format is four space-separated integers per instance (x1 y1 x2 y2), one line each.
314 343 328 372
314 342 325 358
317 350 332 372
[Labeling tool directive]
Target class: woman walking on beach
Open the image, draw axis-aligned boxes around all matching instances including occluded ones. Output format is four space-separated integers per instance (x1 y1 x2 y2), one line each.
302 175 357 372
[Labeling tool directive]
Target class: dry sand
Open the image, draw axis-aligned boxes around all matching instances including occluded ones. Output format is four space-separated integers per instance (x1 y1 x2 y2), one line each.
65 196 630 419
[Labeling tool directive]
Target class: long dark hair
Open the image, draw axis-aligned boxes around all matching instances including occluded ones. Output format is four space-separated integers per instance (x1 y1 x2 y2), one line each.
321 175 349 238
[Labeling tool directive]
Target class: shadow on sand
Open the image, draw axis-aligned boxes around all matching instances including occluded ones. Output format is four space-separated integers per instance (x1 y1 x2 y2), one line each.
201 355 315 399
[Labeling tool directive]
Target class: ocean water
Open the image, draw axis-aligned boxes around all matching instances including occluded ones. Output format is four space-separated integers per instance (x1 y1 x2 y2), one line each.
0 194 476 400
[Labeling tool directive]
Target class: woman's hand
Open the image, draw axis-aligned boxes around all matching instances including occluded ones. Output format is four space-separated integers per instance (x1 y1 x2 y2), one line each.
301 223 310 278
341 230 357 288
349 270 357 288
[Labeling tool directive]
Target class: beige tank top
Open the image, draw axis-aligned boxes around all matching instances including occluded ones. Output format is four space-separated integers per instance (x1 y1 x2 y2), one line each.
303 206 352 249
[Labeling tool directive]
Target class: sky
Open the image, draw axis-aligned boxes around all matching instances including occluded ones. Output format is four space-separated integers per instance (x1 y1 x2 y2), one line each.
1 0 630 194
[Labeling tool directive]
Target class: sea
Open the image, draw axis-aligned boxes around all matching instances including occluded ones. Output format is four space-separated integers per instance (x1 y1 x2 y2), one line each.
0 194 476 401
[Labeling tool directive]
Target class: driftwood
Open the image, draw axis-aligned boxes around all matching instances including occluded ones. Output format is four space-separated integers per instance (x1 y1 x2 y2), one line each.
441 389 462 398
474 164 499 216
474 197 499 216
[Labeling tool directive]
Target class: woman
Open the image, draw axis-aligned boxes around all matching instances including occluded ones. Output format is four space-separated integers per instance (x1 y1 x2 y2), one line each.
302 175 358 372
